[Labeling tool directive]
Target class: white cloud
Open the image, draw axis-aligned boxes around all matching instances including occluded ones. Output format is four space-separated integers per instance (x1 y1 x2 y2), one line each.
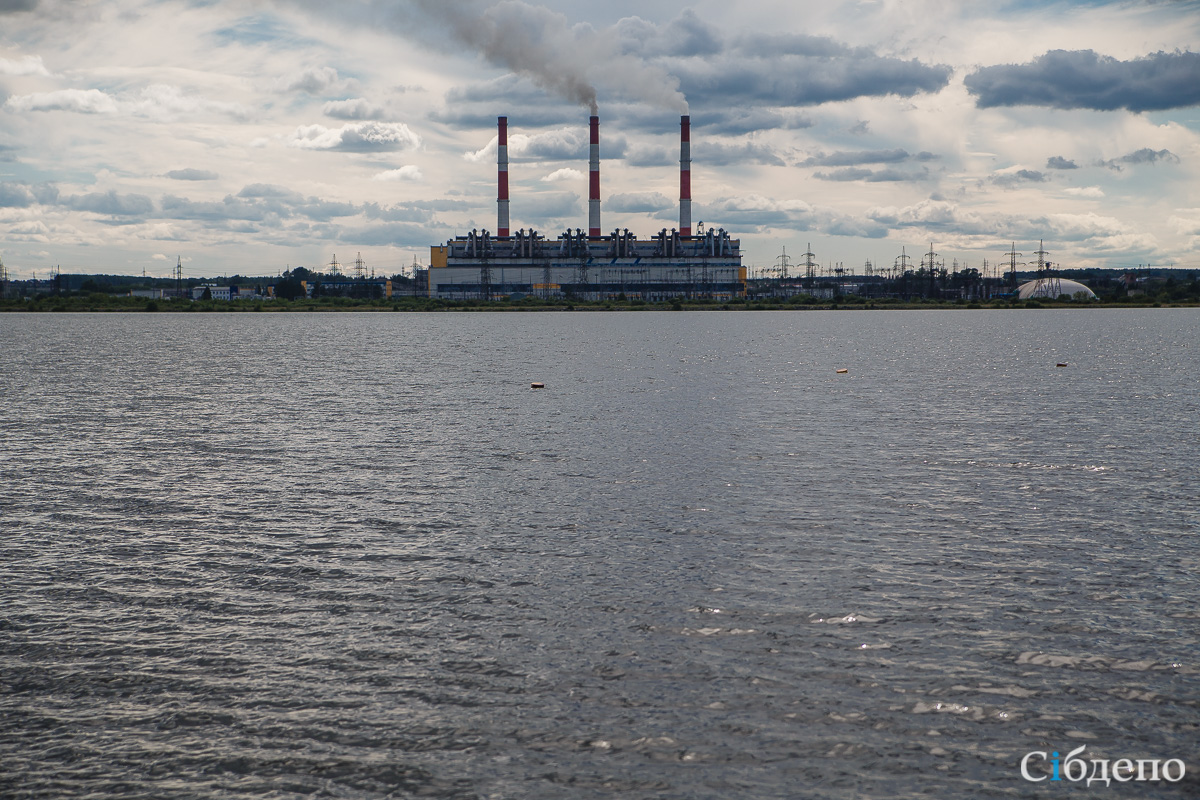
288 121 421 152
126 84 249 121
273 66 341 94
0 55 50 77
372 166 423 182
1064 186 1105 198
5 88 118 114
323 98 386 120
541 167 582 183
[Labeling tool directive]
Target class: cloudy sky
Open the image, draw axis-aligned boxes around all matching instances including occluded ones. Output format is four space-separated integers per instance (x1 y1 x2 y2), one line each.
2 0 1199 279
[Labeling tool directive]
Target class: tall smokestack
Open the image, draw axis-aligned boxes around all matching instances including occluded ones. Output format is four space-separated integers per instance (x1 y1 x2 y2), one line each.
680 115 691 238
497 116 510 237
589 114 600 238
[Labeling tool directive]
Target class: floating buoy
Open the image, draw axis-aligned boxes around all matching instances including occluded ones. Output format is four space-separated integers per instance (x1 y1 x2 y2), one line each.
1056 363 1068 368
835 368 849 374
531 382 545 389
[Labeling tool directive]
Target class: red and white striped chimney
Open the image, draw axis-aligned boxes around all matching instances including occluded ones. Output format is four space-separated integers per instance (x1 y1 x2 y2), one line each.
588 114 600 238
680 115 691 237
497 116 510 237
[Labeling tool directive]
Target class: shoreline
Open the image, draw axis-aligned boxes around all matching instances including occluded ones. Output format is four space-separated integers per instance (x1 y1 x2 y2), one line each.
3 298 1197 313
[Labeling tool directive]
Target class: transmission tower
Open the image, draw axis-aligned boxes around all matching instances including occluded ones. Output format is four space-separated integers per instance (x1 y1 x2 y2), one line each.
1004 243 1023 290
328 254 343 275
894 246 912 275
802 243 817 287
352 252 367 280
922 242 938 297
1031 240 1060 299
775 246 792 281
0 255 8 296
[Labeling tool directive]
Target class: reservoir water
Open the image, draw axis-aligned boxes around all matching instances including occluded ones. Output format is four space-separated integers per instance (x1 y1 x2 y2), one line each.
1 309 1197 798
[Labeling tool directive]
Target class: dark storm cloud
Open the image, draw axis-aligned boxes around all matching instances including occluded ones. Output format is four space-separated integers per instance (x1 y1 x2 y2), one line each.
674 54 950 107
1046 156 1078 170
618 12 951 108
964 50 1200 112
695 109 813 136
729 32 853 60
166 168 219 181
0 0 37 12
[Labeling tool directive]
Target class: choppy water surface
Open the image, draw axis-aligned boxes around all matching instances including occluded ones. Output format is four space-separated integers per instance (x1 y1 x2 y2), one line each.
1 309 1197 798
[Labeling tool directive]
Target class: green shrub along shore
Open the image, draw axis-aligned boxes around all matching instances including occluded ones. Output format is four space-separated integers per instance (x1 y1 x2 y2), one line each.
2 292 1198 313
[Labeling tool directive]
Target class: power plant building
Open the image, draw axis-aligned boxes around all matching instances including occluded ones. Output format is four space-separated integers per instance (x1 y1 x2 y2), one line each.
429 115 745 301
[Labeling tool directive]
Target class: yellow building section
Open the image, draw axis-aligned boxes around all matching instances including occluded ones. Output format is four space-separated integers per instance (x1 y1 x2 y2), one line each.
430 246 448 268
385 280 392 299
532 283 561 290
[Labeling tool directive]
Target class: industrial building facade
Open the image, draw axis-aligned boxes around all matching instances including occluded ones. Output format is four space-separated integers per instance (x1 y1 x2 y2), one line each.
429 115 745 301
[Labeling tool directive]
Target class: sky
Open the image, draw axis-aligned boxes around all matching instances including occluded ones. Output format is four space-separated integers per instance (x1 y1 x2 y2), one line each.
1 0 1199 280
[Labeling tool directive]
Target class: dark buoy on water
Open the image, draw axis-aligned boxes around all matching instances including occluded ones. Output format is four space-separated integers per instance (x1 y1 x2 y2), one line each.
1056 363 1068 368
531 382 545 389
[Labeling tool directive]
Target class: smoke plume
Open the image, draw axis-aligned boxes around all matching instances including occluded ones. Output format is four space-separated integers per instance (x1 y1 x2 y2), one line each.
412 0 687 113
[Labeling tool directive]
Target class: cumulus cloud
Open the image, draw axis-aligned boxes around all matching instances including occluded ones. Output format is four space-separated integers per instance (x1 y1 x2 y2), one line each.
0 54 49 76
323 98 386 120
465 127 625 163
693 140 785 167
1046 156 1078 170
288 121 421 152
699 194 888 238
992 169 1049 186
65 190 154 216
965 50 1200 112
1098 148 1180 171
815 166 931 182
540 167 582 183
238 183 304 202
5 85 247 120
5 88 118 114
166 168 219 181
0 182 36 207
803 149 913 167
126 84 249 121
1064 186 1105 198
274 66 341 94
606 191 671 212
372 166 423 181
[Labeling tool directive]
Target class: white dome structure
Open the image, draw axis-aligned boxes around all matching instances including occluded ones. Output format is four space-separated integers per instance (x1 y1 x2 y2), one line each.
1018 278 1097 300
